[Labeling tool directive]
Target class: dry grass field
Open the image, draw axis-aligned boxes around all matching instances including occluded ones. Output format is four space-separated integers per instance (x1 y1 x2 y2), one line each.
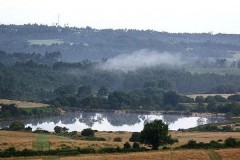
2 149 240 160
1 130 240 160
1 130 240 151
170 131 240 147
61 150 210 160
0 99 49 108
50 131 132 150
0 131 36 151
215 148 240 160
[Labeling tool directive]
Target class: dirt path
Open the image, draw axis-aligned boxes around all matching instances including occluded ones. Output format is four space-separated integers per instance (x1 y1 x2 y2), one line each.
205 150 222 160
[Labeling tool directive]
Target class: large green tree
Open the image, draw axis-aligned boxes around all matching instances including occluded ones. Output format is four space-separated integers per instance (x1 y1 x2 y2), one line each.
140 120 173 150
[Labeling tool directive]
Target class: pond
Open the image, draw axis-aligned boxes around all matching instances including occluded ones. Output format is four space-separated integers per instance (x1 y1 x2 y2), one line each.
0 111 225 132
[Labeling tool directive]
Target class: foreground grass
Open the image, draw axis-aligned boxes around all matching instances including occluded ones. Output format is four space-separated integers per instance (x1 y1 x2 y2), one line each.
1 130 240 159
2 131 240 151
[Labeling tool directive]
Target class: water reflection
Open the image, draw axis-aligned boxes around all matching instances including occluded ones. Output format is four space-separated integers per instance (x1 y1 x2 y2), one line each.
0 111 225 132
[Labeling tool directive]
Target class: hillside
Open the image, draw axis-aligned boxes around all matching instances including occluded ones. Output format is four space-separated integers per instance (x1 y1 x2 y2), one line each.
1 24 240 61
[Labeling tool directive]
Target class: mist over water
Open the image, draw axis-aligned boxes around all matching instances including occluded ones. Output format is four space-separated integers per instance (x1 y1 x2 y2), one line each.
99 49 185 71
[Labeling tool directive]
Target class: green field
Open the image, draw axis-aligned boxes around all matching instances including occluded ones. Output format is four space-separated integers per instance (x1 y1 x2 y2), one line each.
28 39 64 46
32 134 50 151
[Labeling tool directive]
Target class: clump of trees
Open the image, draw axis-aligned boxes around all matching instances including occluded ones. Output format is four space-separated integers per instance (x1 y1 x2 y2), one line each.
54 126 69 133
81 128 95 137
180 137 240 149
128 120 178 150
0 104 58 120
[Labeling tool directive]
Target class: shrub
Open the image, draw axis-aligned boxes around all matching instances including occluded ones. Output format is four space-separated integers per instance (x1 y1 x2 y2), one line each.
98 147 121 153
83 136 106 141
81 128 94 137
224 137 240 147
25 126 32 132
123 142 131 149
132 142 140 149
113 137 122 142
186 140 197 148
33 129 49 133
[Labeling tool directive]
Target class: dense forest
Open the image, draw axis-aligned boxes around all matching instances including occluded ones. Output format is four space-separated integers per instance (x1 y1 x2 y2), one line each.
0 50 240 100
1 24 240 113
1 24 240 62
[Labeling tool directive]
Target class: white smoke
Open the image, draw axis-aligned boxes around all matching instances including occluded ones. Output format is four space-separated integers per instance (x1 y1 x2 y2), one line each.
99 49 184 71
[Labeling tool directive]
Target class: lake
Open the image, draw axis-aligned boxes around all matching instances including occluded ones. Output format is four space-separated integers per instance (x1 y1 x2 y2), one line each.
0 111 225 132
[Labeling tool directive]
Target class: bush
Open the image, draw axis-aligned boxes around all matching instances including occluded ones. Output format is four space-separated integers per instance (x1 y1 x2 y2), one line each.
123 142 131 149
186 140 197 148
132 142 140 149
33 129 49 134
224 137 240 147
83 136 106 141
25 126 32 132
113 137 122 142
81 128 94 137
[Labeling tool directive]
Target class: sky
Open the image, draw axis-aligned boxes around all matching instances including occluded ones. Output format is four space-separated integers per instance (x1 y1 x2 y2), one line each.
0 0 240 34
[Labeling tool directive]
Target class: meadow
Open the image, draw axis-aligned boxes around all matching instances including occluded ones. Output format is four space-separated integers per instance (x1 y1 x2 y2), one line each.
1 130 240 159
0 99 49 108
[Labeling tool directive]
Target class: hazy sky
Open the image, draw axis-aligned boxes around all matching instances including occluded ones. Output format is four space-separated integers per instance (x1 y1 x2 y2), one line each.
0 0 240 33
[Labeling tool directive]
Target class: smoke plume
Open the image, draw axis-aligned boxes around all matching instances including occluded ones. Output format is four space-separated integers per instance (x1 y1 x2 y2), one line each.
99 49 184 71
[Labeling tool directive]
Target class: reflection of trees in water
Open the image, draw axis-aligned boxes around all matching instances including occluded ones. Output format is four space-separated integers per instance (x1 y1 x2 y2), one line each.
0 112 227 130
60 112 79 125
206 116 225 124
162 114 183 124
140 115 151 125
102 112 141 126
197 117 206 126
79 112 104 127
23 115 61 126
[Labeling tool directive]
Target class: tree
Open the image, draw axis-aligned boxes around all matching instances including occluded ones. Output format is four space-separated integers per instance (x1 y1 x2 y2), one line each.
9 121 25 131
54 126 63 133
163 91 179 107
81 128 94 137
140 120 173 150
97 86 108 98
123 142 131 149
77 85 92 99
129 132 141 142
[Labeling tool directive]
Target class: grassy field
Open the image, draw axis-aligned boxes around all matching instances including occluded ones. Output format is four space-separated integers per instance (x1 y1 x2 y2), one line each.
32 134 50 151
1 131 240 159
2 149 240 160
1 131 240 150
0 131 36 151
28 39 64 46
0 99 49 108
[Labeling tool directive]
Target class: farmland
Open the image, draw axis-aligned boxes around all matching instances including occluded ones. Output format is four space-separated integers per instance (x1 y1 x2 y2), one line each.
0 99 49 108
1 130 240 159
